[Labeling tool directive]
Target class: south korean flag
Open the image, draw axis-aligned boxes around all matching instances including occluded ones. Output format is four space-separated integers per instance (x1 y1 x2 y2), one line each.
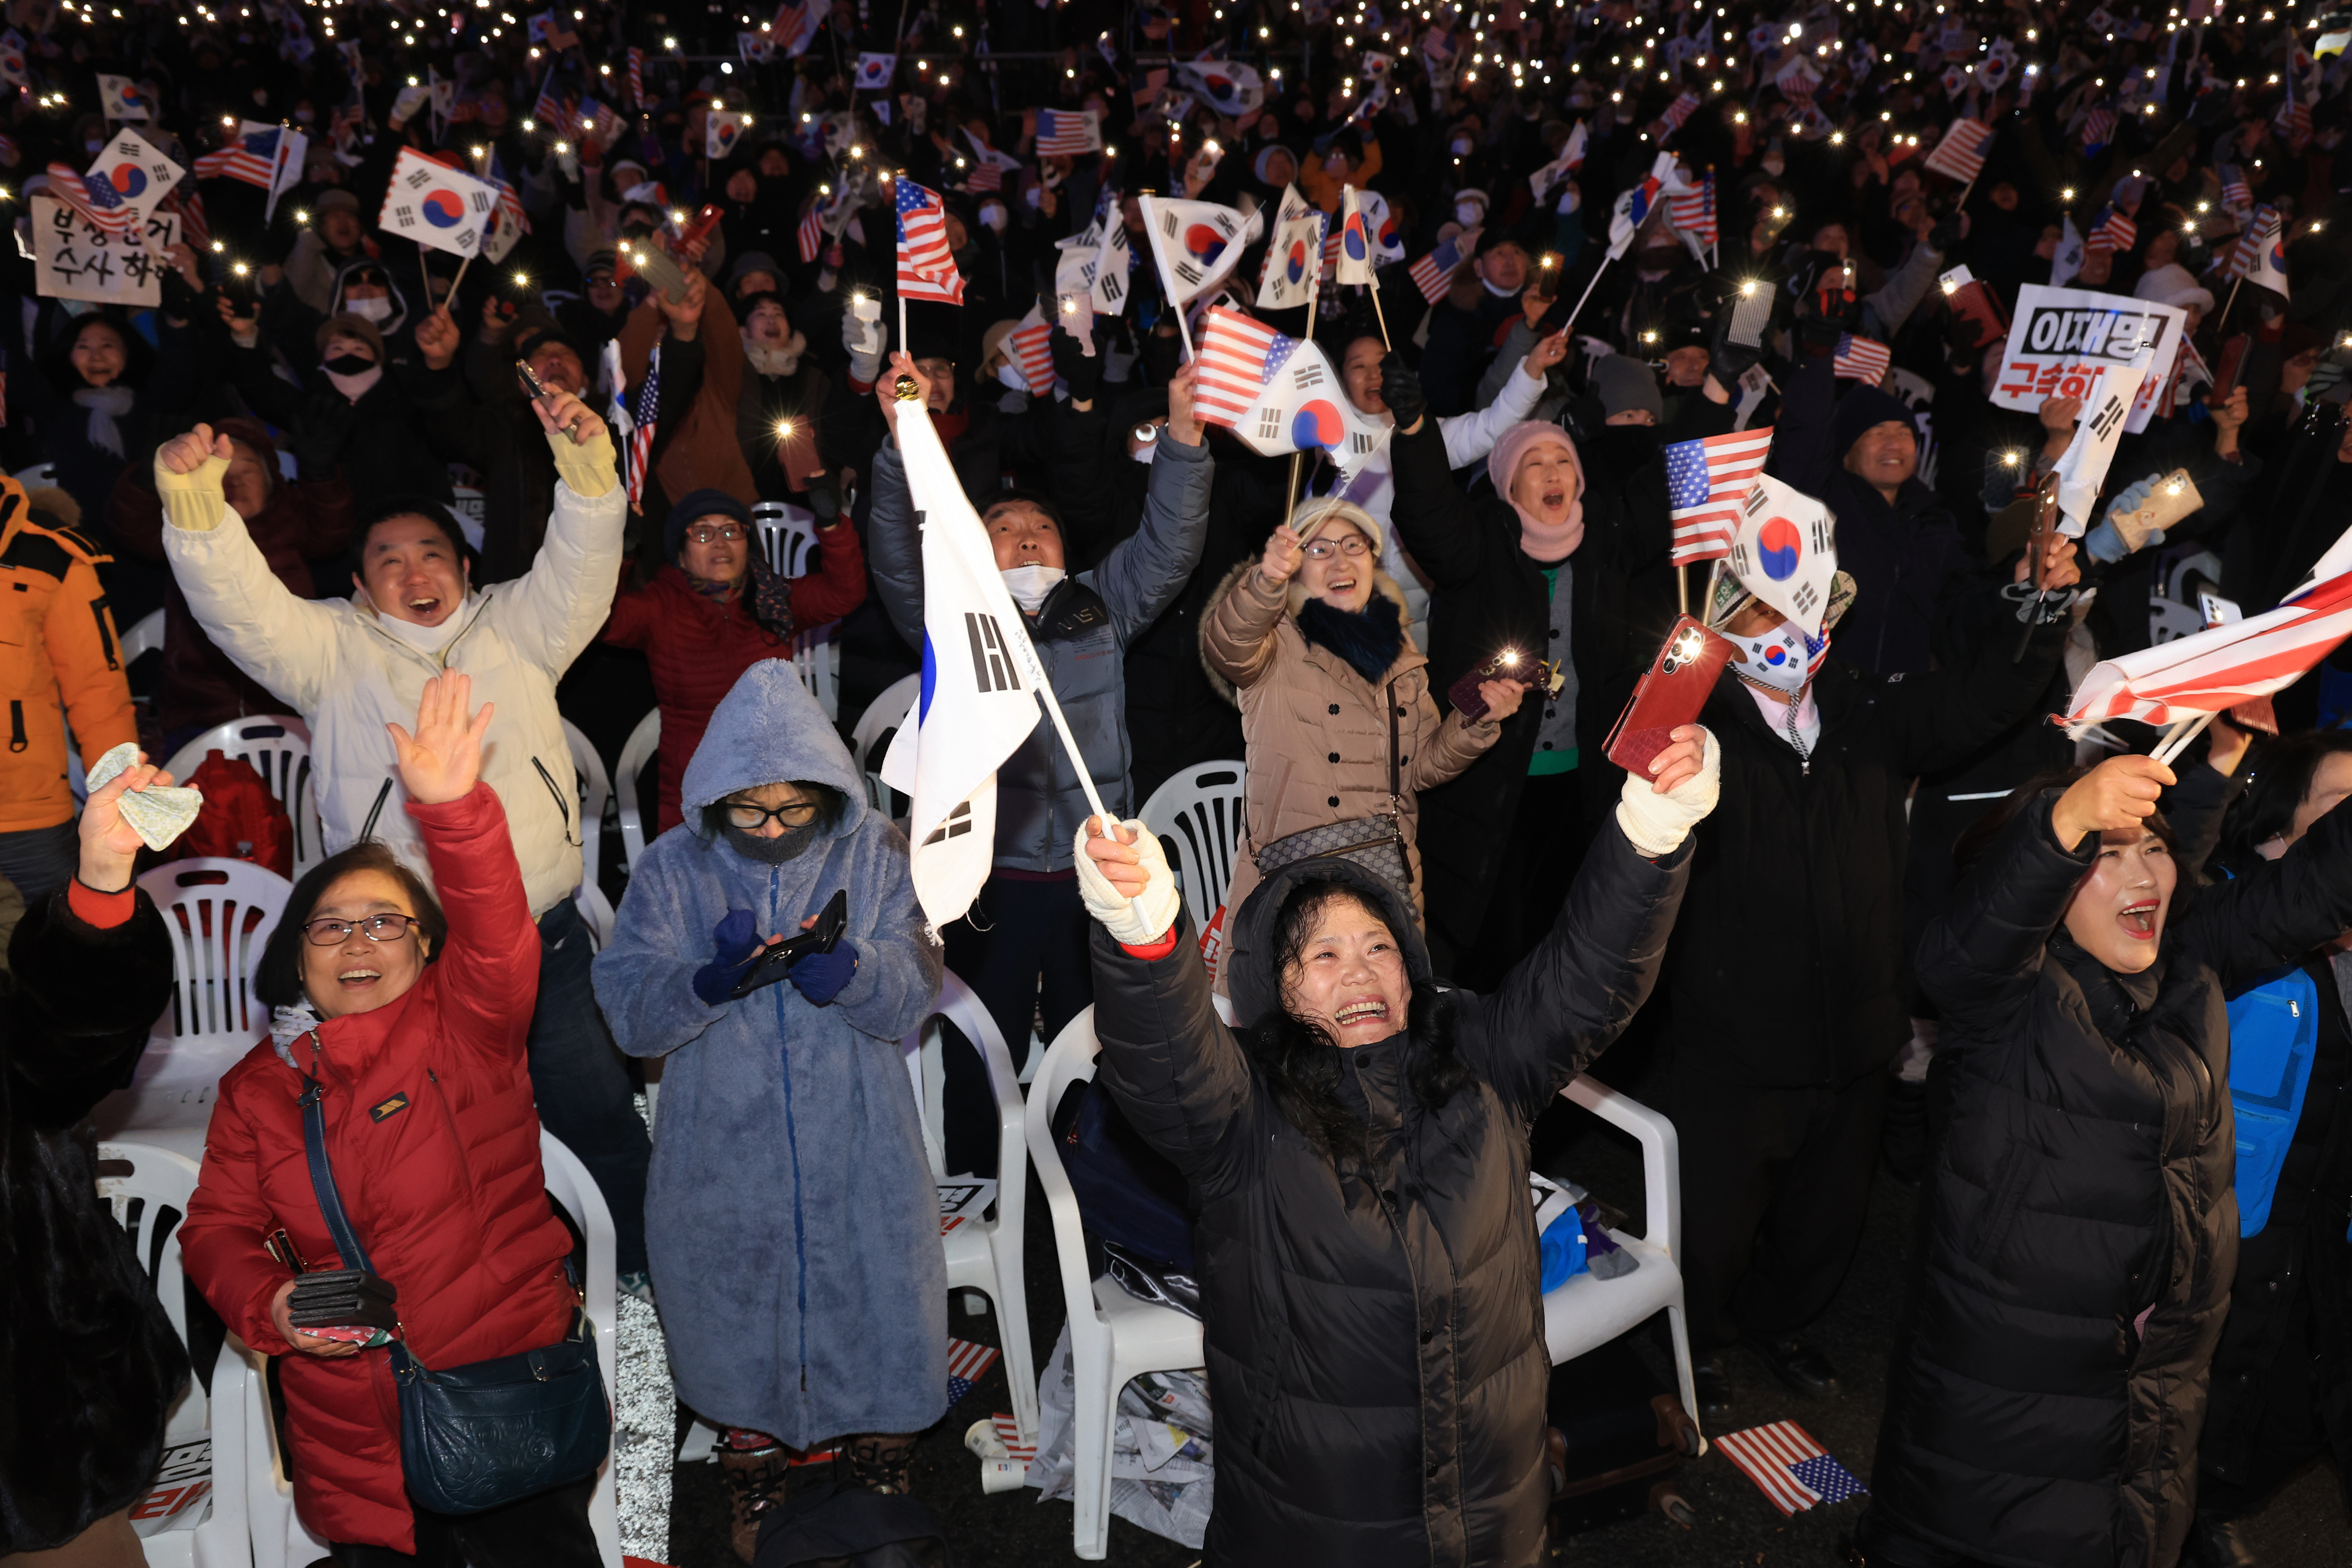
378 148 499 258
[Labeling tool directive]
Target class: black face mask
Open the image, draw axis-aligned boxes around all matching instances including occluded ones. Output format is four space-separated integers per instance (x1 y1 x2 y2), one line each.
322 353 376 376
721 820 822 864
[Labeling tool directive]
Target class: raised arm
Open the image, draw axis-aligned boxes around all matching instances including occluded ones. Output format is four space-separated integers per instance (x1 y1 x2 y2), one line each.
1201 531 1296 687
2180 788 2352 992
481 389 627 673
1088 364 1213 646
1385 406 1500 591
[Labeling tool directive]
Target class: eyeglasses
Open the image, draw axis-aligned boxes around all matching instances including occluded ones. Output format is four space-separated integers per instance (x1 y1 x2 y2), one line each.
724 799 820 831
1302 535 1371 560
688 524 747 545
302 913 422 946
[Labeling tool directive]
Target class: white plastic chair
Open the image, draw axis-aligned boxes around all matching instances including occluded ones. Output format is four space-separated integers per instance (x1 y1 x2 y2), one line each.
93 859 291 1140
563 719 611 893
1539 1076 1704 1452
94 1141 248 1563
1025 1008 1204 1559
616 707 661 874
121 606 166 668
1137 761 1247 934
794 619 843 723
12 460 56 489
752 499 821 579
851 672 921 813
162 716 328 878
211 1131 622 1567
902 970 1038 1443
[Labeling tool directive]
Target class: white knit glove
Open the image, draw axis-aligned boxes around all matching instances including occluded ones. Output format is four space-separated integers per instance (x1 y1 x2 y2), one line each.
844 312 885 385
1615 727 1721 857
1072 818 1184 947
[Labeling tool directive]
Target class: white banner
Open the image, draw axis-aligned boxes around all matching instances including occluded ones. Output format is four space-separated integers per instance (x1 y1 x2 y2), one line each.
31 196 177 305
1991 283 2186 435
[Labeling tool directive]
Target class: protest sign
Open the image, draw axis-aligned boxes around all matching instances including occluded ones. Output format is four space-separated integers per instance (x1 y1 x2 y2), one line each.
31 196 178 305
1991 283 2187 435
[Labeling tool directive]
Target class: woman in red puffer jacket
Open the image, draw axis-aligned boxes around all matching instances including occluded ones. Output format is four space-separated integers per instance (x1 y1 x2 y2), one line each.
180 674 604 1560
601 487 865 835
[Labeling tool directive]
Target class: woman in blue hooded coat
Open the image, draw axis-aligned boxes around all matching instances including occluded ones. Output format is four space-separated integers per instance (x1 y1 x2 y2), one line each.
592 661 944 1558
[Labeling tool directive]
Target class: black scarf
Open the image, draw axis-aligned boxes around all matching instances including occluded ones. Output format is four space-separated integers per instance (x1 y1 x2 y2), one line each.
1295 593 1405 686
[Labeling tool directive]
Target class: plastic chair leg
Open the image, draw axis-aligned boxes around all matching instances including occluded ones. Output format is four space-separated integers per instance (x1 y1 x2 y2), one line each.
1069 1334 1119 1560
1665 1298 1705 1453
993 1253 1040 1445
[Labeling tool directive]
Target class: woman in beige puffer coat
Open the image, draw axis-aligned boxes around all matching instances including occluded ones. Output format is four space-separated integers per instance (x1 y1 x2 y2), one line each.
1201 497 1525 935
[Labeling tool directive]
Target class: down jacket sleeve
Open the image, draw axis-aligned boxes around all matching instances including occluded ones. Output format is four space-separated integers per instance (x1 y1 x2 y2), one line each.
481 476 628 677
160 500 342 714
49 554 135 768
1914 792 2095 1036
1088 918 1255 1192
408 785 543 1065
2178 794 2352 994
865 440 925 654
1087 430 1213 648
1468 818 1692 1122
6 887 172 1131
1200 562 1285 688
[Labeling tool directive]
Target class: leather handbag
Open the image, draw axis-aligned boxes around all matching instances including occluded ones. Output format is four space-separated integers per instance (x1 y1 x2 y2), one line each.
299 1076 610 1515
1251 679 1411 891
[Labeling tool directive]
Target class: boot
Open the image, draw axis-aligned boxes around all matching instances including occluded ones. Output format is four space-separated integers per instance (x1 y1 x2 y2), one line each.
838 1432 919 1495
717 1441 792 1563
2180 1512 2258 1568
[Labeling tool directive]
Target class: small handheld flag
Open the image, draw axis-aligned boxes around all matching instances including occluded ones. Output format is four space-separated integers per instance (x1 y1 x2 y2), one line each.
1922 118 1995 182
1833 334 1892 383
894 178 966 305
1664 428 1774 566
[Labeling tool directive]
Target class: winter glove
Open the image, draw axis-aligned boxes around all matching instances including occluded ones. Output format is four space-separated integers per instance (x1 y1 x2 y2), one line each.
290 393 355 484
806 471 842 521
1926 211 1964 253
1072 818 1184 947
1614 727 1721 857
1379 352 1428 429
2084 477 2154 563
1051 316 1103 403
153 443 230 533
843 310 886 386
1709 284 1774 389
546 412 619 498
691 909 764 1006
789 940 859 1005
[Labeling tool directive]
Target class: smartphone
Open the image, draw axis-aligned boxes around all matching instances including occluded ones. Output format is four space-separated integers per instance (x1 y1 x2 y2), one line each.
1448 646 1543 721
265 1228 310 1273
669 202 723 258
634 245 692 303
729 888 850 999
514 359 553 406
1604 616 1734 777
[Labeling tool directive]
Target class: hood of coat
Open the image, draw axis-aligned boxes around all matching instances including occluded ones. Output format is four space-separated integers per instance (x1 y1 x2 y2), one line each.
1195 556 1415 708
679 658 871 843
1227 853 1434 1031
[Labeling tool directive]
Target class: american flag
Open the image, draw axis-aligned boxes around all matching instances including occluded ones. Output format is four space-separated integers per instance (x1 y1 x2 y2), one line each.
797 200 824 263
1659 91 1702 132
2088 205 2137 253
1833 333 1892 382
2067 567 2352 728
44 162 138 238
1667 171 1716 246
1716 1422 1870 1517
160 188 211 252
579 96 627 148
944 1339 1000 1409
626 347 660 513
1408 232 1472 302
895 178 965 305
2080 103 2117 152
1035 108 1101 158
1922 118 1994 182
990 1412 1037 1465
1664 427 1774 565
532 69 568 129
1195 307 1294 428
773 0 823 58
626 47 646 108
193 124 283 189
1008 309 1054 395
963 136 1021 193
2276 77 2311 148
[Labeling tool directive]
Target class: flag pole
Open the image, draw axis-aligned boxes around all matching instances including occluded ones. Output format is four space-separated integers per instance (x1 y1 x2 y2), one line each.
447 252 473 303
2149 710 2214 767
1281 220 1327 527
1559 253 1612 335
417 239 435 317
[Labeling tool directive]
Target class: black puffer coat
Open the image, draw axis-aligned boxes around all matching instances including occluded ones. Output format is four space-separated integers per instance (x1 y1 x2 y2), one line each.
1874 790 2352 1568
1088 825 1692 1567
1 889 183 1553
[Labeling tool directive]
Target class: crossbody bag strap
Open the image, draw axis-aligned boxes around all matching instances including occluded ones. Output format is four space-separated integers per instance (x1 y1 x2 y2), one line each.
299 1075 420 1373
1387 679 1402 814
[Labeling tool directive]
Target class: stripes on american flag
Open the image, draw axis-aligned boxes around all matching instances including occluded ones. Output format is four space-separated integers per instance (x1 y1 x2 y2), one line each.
44 163 137 237
2087 205 2137 253
1833 333 1892 383
1922 118 1994 182
193 125 282 189
945 1338 1000 1409
626 346 660 513
1408 233 1470 302
1009 311 1054 396
1715 1421 1869 1516
626 46 645 108
1667 171 1716 246
1664 427 1773 566
1034 108 1100 158
991 1412 1037 1464
797 201 824 263
160 188 211 252
1659 91 1701 132
2219 164 2252 210
2080 103 2117 152
2067 570 2352 728
1195 307 1292 429
894 178 965 305
532 68 567 129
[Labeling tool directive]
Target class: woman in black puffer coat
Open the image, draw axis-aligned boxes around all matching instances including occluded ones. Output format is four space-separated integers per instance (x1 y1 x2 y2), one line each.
0 761 185 1560
1072 724 1719 1567
1859 752 2352 1568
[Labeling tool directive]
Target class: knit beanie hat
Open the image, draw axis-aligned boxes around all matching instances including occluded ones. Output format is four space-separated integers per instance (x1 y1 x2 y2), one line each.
1591 354 1663 420
666 487 753 560
1486 420 1586 560
1830 385 1915 462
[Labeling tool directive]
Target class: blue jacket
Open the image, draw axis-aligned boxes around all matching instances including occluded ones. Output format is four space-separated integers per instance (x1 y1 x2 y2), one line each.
591 663 946 1445
866 425 1214 872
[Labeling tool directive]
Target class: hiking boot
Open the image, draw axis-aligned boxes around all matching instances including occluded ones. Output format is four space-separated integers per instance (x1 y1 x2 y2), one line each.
718 1443 791 1563
838 1432 918 1495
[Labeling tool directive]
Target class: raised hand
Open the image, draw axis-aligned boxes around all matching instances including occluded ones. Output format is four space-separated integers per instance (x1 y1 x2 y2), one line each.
386 672 493 806
1165 361 1204 446
1258 524 1305 586
414 306 462 371
1475 680 1526 722
877 350 935 426
2050 754 2176 850
1526 329 1571 374
157 422 233 477
656 266 707 339
1646 723 1710 795
1082 817 1152 900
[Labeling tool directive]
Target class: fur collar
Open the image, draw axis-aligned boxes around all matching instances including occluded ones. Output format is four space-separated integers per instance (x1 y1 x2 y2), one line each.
742 329 809 379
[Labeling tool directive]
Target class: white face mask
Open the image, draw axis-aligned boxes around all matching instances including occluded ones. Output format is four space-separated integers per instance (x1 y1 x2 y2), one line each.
345 295 393 323
1001 563 1065 613
1131 432 1158 465
1761 153 1786 178
1449 136 1473 156
1455 200 1483 226
1729 621 1818 695
980 203 1007 232
996 360 1027 390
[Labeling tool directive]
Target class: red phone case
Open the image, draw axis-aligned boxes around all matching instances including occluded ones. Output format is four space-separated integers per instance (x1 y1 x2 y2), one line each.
1604 616 1733 777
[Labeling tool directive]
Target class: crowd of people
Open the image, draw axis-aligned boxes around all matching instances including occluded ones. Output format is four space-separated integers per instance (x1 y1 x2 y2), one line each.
5 0 2352 1563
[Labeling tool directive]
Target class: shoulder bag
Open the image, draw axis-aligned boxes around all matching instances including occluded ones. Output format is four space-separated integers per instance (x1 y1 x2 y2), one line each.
1251 678 1412 891
299 1075 610 1515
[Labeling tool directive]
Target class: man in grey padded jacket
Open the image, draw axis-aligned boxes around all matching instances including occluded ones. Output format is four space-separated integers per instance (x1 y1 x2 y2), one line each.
866 353 1212 1175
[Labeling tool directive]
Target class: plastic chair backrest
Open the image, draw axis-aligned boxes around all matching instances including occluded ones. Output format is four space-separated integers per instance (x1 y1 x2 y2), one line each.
536 1130 623 1568
616 708 661 873
11 460 56 489
1137 762 1247 932
95 1141 216 1540
163 715 326 877
851 673 921 813
144 855 289 1046
903 969 1018 1176
1025 1010 1112 1334
752 501 821 579
563 719 611 892
119 607 165 668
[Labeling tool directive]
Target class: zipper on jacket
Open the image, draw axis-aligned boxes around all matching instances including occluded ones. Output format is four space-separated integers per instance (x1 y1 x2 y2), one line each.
359 778 396 841
6 699 22 754
533 755 582 847
90 596 120 670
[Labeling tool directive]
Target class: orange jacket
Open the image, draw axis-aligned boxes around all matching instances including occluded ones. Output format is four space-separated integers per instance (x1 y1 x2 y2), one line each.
0 482 136 833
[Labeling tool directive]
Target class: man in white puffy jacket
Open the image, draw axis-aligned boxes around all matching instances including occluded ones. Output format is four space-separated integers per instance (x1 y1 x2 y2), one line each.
151 393 655 1288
